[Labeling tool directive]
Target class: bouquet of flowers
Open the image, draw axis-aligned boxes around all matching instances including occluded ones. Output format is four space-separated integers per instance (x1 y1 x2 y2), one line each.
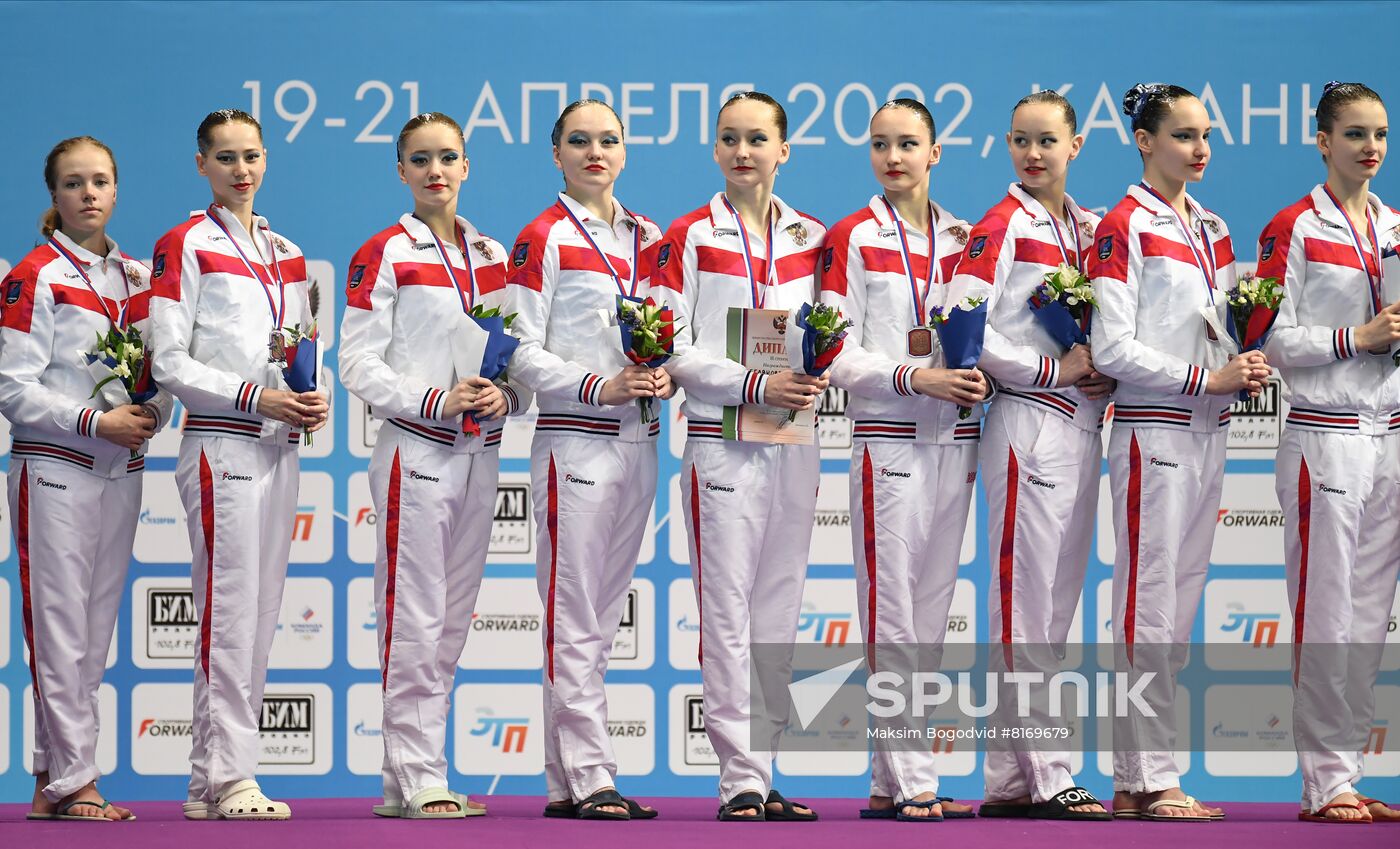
277 322 321 445
452 306 520 437
929 296 988 419
468 303 517 331
84 326 158 457
784 302 851 421
1222 274 1284 400
617 295 681 424
1029 263 1097 350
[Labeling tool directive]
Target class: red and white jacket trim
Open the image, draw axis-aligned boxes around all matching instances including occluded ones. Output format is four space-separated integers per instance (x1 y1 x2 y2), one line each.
0 231 173 478
504 192 662 442
339 213 530 454
149 205 312 445
653 192 825 426
817 195 981 443
1088 185 1237 432
953 183 1107 432
1259 184 1400 433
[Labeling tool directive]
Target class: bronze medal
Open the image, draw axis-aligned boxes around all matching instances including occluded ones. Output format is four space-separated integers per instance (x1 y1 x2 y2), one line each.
907 327 933 357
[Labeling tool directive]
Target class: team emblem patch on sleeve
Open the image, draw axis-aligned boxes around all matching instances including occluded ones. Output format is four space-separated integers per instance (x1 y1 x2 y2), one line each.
967 234 988 259
153 253 166 279
512 241 530 268
823 246 834 272
1097 235 1114 260
348 264 366 289
4 278 22 305
657 243 671 268
1259 236 1276 262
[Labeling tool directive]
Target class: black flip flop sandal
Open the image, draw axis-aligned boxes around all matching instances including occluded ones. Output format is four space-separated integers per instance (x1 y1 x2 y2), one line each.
895 798 943 822
577 789 630 821
1026 787 1113 821
717 791 766 821
937 796 975 819
623 797 658 819
543 800 577 818
764 790 818 821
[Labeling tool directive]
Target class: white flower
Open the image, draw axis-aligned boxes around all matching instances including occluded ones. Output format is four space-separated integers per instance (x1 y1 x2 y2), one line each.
112 361 132 379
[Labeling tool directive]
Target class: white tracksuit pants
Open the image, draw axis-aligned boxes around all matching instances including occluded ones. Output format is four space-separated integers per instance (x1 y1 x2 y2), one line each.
178 435 299 802
9 458 139 802
533 434 657 803
982 402 1100 803
851 438 977 803
1275 428 1400 813
1107 425 1226 793
371 428 497 804
681 439 819 803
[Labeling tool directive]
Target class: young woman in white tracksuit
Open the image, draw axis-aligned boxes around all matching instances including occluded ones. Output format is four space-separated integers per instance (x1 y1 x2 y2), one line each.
1 136 172 823
1087 84 1269 823
339 112 531 820
956 92 1113 821
655 91 825 822
1257 82 1400 825
504 99 668 821
816 99 982 822
149 109 328 821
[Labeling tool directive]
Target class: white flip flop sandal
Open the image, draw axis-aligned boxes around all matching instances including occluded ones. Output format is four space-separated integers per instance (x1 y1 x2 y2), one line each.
403 787 466 820
373 791 485 818
215 779 291 820
1145 796 1212 822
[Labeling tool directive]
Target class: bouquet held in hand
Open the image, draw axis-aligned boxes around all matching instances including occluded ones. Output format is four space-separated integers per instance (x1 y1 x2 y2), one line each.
784 303 851 421
929 296 987 420
1224 274 1284 400
1029 263 1097 350
277 322 321 445
617 295 680 424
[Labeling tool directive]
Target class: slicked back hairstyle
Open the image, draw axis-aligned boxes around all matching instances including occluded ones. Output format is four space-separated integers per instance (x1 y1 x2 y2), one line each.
1121 83 1195 134
717 91 788 141
551 99 624 148
196 108 263 154
41 136 117 237
396 111 465 161
873 98 937 142
1012 90 1077 134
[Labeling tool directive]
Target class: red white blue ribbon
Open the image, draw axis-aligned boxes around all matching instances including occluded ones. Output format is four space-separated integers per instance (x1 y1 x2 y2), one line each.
721 194 777 309
1321 184 1384 316
880 196 938 325
48 236 128 329
557 198 640 298
1138 183 1216 303
415 215 476 312
206 205 286 326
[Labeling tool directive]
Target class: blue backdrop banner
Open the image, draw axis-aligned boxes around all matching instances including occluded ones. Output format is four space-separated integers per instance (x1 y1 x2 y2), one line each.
0 0 1397 804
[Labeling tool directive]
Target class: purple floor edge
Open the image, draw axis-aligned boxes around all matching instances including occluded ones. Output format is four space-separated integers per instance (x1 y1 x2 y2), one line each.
3 796 1394 849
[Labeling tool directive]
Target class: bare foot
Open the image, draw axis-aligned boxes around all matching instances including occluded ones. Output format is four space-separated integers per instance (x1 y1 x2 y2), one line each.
1113 790 1143 816
1355 789 1400 821
587 786 626 817
1315 791 1367 821
727 788 762 817
30 771 56 818
57 781 115 820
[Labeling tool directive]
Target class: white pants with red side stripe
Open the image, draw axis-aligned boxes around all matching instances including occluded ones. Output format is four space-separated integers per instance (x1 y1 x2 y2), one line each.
370 427 496 805
982 401 1100 803
533 434 657 803
851 439 977 803
1107 425 1225 793
682 438 819 803
9 458 140 802
1276 428 1400 813
177 435 298 802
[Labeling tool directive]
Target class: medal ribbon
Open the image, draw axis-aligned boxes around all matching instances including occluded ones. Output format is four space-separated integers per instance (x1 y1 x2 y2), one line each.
1321 184 1385 316
721 195 777 308
415 215 476 312
880 196 938 326
556 199 640 298
1138 183 1216 303
48 236 128 329
206 205 286 326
